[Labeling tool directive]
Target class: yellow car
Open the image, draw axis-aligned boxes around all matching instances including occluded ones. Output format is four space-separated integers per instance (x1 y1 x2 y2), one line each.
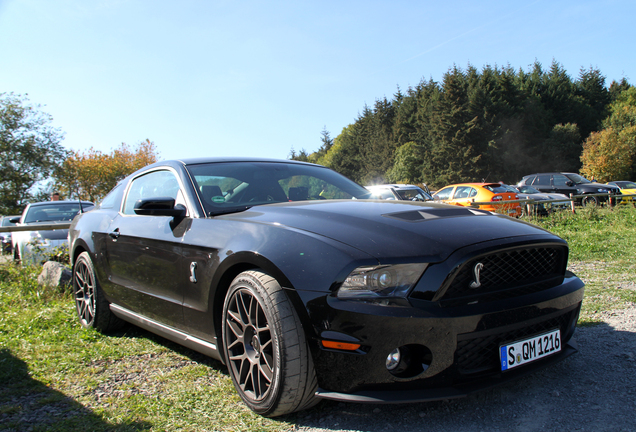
608 181 636 206
433 182 522 217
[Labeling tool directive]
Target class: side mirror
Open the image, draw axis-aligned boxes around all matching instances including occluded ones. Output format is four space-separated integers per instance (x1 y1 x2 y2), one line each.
565 181 574 187
134 197 187 217
433 195 441 202
9 216 21 224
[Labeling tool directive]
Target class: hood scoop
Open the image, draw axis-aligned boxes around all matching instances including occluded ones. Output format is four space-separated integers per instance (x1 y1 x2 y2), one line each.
384 207 491 222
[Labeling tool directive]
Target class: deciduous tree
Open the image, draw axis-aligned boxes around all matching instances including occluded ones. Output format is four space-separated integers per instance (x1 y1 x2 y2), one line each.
54 140 159 202
0 93 67 214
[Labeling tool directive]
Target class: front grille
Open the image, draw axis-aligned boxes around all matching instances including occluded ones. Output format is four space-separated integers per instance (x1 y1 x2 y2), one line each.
455 306 579 375
438 246 566 307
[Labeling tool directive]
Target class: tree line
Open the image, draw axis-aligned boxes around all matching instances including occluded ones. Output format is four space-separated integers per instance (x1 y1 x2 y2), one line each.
291 60 634 189
1 92 158 215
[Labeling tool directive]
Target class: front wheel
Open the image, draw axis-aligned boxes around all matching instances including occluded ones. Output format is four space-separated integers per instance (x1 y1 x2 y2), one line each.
581 195 598 207
73 251 124 332
222 271 318 417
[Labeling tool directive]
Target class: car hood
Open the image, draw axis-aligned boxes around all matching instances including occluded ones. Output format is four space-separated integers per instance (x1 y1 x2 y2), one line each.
577 182 620 191
524 192 569 200
220 200 555 262
517 193 547 200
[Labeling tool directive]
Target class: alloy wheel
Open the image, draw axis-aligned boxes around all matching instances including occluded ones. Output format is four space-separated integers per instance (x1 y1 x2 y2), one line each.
224 287 275 402
74 258 96 327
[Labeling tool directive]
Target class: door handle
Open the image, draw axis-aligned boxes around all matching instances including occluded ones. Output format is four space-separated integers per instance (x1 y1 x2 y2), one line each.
109 228 120 241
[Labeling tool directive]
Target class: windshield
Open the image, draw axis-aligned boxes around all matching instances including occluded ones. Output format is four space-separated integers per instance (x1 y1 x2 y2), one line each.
394 188 432 201
518 185 541 194
565 173 590 184
617 181 636 189
24 203 91 223
501 185 519 193
187 162 372 215
483 184 510 194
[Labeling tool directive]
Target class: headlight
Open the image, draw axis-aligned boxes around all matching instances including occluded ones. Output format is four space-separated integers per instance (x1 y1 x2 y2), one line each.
337 263 428 299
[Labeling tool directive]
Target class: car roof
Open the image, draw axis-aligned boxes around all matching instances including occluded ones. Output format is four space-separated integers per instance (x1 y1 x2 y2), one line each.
367 184 420 189
27 200 94 207
440 183 501 188
161 157 319 167
522 172 577 177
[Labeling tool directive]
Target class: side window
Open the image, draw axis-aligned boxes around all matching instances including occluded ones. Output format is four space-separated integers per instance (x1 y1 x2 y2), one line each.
521 176 534 186
453 186 472 199
533 175 550 186
435 187 454 200
99 184 123 209
468 188 478 198
123 170 184 215
552 175 569 186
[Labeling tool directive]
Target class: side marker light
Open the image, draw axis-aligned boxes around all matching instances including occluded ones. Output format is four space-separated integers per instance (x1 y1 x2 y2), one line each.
321 340 361 351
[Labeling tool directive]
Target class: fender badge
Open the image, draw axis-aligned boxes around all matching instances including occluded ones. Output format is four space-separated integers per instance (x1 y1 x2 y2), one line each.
469 262 484 289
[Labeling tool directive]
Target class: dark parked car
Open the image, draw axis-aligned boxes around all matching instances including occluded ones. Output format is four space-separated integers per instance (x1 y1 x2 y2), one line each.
1 215 19 254
69 158 585 417
517 173 621 206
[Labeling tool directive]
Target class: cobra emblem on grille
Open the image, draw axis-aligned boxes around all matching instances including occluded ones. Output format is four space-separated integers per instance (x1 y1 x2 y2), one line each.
469 262 484 289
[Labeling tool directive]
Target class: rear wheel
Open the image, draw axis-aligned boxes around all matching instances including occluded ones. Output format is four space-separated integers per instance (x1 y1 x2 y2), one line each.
73 251 124 332
222 270 318 417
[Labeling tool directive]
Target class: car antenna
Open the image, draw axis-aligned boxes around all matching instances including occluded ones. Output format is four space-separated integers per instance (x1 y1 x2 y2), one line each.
78 198 84 214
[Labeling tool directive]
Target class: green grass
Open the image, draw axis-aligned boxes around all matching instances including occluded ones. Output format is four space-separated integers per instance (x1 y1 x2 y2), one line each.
0 263 294 431
529 205 636 325
0 206 635 430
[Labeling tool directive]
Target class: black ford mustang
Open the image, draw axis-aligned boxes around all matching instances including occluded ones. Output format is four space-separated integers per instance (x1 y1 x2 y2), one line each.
69 158 585 417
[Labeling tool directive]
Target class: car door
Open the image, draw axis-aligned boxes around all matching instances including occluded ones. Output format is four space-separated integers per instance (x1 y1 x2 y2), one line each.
530 174 552 193
434 186 455 202
103 168 191 328
449 186 475 207
551 174 577 196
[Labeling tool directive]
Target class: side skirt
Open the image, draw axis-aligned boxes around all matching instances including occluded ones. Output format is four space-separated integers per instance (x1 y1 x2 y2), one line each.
109 304 223 363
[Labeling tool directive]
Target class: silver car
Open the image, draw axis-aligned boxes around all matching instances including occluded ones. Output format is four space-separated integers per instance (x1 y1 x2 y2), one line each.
366 184 432 201
11 201 93 264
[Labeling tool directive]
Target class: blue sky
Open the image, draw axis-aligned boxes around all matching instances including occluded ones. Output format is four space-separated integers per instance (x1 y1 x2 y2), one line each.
1 0 634 162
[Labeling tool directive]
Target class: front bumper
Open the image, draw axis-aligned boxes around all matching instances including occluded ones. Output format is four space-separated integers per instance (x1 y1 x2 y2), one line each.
301 274 584 402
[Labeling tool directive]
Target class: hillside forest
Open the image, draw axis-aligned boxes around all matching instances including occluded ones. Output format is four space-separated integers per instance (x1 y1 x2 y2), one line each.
290 60 636 190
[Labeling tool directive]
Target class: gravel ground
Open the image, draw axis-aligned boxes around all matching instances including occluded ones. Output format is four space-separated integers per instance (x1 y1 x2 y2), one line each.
295 304 636 432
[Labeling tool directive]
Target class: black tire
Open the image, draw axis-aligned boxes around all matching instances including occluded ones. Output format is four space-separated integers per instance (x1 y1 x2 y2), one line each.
222 270 318 417
13 247 20 264
73 251 124 332
581 195 598 207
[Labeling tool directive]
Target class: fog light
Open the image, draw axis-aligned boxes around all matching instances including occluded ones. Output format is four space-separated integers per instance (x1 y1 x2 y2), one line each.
386 348 401 371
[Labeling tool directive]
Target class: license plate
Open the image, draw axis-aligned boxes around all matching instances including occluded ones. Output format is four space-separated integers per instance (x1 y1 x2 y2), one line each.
500 329 561 371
